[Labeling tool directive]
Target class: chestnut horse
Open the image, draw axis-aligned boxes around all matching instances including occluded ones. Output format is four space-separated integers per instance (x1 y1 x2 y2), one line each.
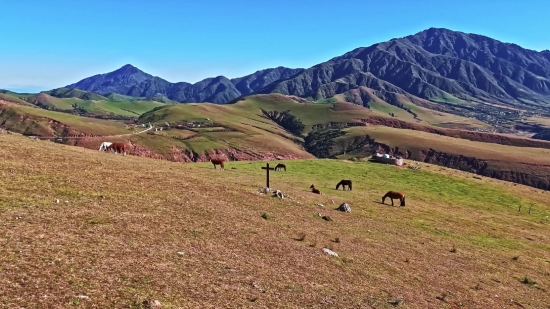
211 158 225 170
382 191 406 206
310 184 322 194
106 142 127 156
336 180 352 191
275 163 286 171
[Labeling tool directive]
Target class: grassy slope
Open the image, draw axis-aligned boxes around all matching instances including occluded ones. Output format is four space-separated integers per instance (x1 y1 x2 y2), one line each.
0 91 165 117
136 100 312 156
329 88 491 130
0 133 549 308
0 103 129 136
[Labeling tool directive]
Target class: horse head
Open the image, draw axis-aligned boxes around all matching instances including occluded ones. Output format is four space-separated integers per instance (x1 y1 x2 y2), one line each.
310 184 315 189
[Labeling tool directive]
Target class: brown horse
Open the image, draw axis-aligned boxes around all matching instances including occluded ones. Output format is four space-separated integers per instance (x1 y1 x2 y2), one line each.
106 142 126 155
382 191 406 206
211 158 225 170
310 184 322 194
275 163 286 171
336 180 352 191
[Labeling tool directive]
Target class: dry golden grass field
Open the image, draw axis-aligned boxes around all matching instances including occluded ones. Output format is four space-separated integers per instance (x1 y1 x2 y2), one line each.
1 133 549 308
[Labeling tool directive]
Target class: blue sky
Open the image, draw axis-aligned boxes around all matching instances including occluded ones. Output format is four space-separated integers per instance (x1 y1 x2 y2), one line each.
1 0 549 93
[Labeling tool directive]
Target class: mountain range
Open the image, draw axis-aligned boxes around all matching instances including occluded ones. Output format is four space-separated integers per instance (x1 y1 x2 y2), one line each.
65 28 550 108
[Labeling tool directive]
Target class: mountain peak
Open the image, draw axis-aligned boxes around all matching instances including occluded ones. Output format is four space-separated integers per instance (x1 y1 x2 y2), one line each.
112 64 143 75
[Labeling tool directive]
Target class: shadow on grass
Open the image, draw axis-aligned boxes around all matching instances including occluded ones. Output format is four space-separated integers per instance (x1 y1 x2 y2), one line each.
373 201 395 207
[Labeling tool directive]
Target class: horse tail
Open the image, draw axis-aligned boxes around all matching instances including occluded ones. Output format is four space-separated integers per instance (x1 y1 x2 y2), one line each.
349 181 352 191
401 196 406 207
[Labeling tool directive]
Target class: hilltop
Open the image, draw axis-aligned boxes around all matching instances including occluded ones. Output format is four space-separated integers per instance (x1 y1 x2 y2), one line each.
0 132 549 308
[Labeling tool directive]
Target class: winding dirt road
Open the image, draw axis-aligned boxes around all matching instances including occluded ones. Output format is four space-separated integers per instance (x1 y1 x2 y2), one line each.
32 124 154 140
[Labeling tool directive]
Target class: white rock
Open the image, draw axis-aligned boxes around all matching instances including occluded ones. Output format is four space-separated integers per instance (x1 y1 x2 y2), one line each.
55 199 59 204
177 251 185 256
322 248 339 257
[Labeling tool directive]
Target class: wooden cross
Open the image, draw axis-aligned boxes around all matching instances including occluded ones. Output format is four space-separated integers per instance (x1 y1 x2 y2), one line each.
261 163 275 188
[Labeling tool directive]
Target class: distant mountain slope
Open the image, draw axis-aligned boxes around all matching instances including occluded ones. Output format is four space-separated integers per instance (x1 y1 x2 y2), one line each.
63 28 550 111
261 28 550 109
66 65 303 104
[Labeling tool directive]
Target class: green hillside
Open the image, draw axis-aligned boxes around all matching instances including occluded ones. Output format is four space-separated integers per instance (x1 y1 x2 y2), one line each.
0 89 166 117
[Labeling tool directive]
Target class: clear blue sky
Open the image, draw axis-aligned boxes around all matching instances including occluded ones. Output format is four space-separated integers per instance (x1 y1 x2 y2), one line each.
1 0 549 93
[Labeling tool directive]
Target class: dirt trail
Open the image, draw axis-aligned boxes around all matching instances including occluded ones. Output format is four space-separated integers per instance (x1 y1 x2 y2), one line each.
32 124 154 140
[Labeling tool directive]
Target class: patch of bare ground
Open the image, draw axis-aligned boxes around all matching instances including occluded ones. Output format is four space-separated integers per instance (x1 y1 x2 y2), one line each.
0 134 549 308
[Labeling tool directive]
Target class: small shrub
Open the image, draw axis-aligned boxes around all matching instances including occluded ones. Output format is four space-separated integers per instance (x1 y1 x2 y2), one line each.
332 237 340 243
512 256 519 261
450 245 457 253
521 277 537 286
261 212 270 220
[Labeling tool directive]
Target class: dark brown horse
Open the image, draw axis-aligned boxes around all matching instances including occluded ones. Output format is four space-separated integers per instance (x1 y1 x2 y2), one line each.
336 180 352 191
310 184 322 194
211 158 225 170
106 142 127 156
382 191 406 206
274 163 286 171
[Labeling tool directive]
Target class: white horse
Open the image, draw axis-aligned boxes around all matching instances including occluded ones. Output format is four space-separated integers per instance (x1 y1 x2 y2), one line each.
99 142 112 151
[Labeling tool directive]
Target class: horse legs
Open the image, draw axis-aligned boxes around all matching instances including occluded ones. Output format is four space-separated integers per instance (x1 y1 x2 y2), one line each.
391 198 394 206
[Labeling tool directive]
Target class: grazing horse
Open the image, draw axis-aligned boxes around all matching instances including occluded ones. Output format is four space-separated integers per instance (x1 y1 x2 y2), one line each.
336 180 352 191
382 191 406 207
211 158 225 170
310 184 322 194
106 142 127 156
274 163 286 171
98 142 112 151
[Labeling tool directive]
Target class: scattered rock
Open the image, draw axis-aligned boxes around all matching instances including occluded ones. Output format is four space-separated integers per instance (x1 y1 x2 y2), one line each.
331 200 335 204
142 299 162 309
55 199 59 204
335 203 351 213
258 187 273 194
251 282 265 293
316 203 325 207
77 295 90 300
408 166 421 170
64 200 69 204
322 248 338 257
176 251 185 256
273 190 289 199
